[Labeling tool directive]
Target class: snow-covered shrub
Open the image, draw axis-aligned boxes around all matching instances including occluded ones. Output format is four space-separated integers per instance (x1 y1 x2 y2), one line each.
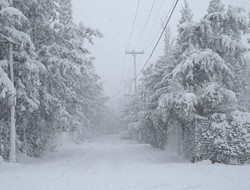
0 120 10 160
197 82 237 115
202 111 250 164
159 90 197 122
229 111 250 163
172 49 233 91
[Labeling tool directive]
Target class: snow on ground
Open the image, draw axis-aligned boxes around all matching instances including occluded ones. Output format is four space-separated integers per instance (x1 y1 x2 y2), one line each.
1 135 250 190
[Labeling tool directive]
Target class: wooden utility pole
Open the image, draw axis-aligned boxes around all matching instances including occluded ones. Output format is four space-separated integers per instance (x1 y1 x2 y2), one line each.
120 80 132 97
120 80 128 96
9 43 16 163
125 50 144 94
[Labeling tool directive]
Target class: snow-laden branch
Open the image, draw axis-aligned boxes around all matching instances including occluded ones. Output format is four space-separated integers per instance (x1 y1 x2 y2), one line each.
0 66 15 98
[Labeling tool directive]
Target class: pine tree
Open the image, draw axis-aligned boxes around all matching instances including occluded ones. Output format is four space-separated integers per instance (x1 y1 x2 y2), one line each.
0 0 107 159
121 0 250 164
0 0 43 160
177 0 194 53
180 0 193 24
207 0 225 14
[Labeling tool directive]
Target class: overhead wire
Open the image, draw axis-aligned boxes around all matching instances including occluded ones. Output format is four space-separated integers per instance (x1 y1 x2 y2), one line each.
136 0 179 78
120 54 127 82
109 0 179 101
121 0 141 88
133 0 156 50
142 0 166 49
126 0 141 50
143 0 176 51
127 56 133 80
109 88 126 100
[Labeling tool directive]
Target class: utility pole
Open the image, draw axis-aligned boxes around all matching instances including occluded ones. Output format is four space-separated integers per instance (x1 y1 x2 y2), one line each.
121 80 133 97
120 80 128 96
9 43 16 163
125 50 144 94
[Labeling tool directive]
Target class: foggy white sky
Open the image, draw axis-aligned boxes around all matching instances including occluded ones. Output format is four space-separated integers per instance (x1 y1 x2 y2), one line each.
72 0 250 103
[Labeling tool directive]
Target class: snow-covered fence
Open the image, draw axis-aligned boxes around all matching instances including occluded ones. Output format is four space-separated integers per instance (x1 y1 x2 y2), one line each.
179 115 250 164
165 117 211 162
192 118 211 162
166 120 184 155
183 123 196 161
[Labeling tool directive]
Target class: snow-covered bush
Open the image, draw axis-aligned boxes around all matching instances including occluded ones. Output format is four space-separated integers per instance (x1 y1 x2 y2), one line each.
172 50 233 91
159 91 197 122
197 82 237 115
202 111 250 164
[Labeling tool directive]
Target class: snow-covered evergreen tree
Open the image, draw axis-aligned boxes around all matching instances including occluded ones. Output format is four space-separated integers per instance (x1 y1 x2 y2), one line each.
0 0 44 159
177 0 194 54
207 0 225 13
173 0 250 163
0 0 107 159
121 0 250 164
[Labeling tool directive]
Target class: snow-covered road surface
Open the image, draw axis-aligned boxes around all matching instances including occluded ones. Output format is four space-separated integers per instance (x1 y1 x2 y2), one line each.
1 135 250 190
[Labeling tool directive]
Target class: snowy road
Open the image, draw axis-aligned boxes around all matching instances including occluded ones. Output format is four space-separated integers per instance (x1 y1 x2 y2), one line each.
1 135 250 190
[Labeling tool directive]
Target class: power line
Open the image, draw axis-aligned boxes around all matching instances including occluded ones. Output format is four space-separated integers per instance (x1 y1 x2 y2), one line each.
127 55 133 80
109 88 125 100
143 0 176 51
137 0 179 78
137 54 144 72
121 54 127 82
133 0 156 50
126 0 141 50
121 0 141 91
125 50 144 94
114 54 133 101
109 0 179 101
142 0 166 49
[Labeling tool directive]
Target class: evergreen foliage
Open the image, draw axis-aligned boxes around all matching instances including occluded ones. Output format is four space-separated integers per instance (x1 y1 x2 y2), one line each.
121 0 250 164
0 0 106 159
